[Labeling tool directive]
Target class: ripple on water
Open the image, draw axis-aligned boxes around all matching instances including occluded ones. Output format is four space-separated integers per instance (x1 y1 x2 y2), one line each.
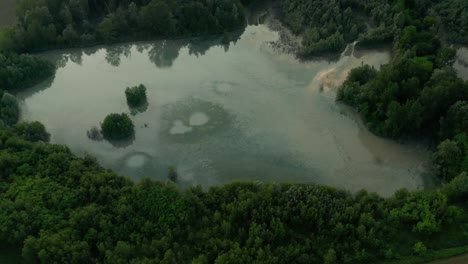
189 112 209 126
170 120 193 135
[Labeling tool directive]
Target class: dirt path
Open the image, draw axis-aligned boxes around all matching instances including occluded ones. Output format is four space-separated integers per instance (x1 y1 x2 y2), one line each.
427 254 468 264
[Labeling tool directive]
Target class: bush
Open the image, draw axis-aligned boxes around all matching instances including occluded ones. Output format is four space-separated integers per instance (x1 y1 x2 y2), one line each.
413 241 427 256
125 84 147 107
443 172 468 201
101 113 134 140
13 121 50 142
0 92 19 126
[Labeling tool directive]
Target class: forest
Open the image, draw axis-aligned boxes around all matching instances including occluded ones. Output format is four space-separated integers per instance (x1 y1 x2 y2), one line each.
0 0 245 52
0 0 468 263
0 127 468 263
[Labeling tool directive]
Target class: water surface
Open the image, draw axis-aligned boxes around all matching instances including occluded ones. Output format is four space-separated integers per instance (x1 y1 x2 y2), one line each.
455 46 468 80
18 24 430 197
0 0 16 26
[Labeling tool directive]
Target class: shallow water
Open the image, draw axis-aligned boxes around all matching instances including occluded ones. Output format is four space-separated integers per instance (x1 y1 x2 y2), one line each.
455 46 468 80
17 24 431 197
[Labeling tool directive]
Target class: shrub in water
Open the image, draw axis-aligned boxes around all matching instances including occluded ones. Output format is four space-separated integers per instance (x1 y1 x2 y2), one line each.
125 84 147 107
101 113 134 140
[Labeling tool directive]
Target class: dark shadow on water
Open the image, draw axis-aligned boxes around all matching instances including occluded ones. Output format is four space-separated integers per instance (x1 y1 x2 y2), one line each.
130 101 149 115
106 134 136 148
14 75 55 99
353 43 392 59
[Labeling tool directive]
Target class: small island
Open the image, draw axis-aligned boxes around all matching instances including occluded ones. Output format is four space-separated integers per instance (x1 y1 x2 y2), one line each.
101 113 134 140
125 84 147 108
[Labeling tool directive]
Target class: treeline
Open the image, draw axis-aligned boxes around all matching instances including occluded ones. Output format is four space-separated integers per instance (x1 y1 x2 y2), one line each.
273 0 467 56
337 0 468 183
430 0 468 44
0 128 467 263
277 0 403 55
0 52 55 127
0 0 245 52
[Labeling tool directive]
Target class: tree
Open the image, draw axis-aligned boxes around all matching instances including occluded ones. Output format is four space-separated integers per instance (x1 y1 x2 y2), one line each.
125 84 147 107
101 113 134 140
62 24 80 45
96 17 115 42
139 0 175 36
324 248 337 264
13 121 50 142
413 241 427 256
0 92 19 126
431 139 463 181
440 101 468 140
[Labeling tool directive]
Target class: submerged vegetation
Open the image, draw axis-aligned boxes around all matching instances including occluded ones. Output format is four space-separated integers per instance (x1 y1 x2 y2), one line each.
0 0 467 263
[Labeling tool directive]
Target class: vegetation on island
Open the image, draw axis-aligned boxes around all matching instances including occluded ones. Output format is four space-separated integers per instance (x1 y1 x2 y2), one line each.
0 0 467 263
101 113 134 140
125 84 147 108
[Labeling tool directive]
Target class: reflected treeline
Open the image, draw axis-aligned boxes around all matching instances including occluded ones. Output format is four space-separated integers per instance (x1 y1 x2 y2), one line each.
49 29 245 70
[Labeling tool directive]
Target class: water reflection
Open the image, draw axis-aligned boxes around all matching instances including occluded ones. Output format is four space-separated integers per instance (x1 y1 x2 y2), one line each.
48 29 245 70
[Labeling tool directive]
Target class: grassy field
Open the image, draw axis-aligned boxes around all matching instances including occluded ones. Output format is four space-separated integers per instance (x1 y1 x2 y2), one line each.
0 0 16 26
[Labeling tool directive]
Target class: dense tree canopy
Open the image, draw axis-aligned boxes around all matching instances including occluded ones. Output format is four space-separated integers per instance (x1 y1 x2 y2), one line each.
430 0 468 44
0 128 467 263
2 0 245 52
0 92 19 126
0 0 467 263
0 52 55 91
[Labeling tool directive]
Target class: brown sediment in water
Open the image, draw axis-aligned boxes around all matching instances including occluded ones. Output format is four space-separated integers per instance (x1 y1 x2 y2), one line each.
311 42 390 93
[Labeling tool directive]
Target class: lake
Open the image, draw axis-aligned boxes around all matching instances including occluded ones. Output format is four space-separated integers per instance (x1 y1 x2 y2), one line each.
17 23 432 197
